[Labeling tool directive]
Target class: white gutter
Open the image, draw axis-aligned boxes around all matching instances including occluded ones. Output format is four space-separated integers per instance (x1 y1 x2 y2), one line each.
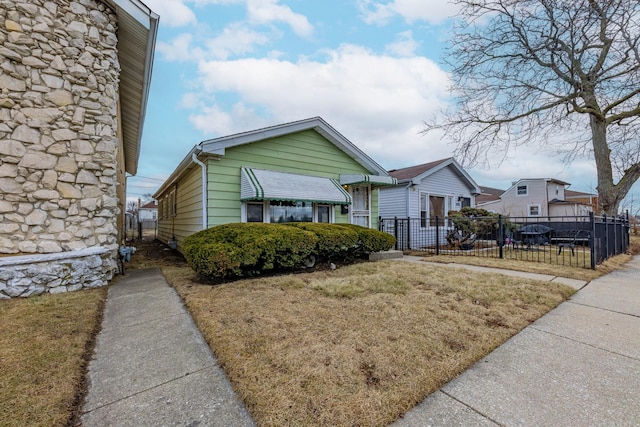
192 151 208 230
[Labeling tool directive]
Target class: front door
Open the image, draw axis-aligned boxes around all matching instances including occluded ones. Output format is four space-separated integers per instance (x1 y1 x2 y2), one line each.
351 185 370 227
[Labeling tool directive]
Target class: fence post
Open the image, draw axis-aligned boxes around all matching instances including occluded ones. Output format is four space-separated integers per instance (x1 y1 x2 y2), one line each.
393 217 398 250
435 216 440 255
603 214 609 258
407 217 411 251
498 215 504 259
589 212 596 270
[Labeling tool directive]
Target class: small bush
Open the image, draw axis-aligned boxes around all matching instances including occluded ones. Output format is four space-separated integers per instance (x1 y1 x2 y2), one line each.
183 223 318 279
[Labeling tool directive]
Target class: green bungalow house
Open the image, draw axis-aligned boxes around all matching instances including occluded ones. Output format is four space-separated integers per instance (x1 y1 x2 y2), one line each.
153 117 397 251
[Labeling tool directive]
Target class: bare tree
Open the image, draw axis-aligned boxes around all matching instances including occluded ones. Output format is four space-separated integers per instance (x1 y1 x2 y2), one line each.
425 0 640 215
126 200 138 215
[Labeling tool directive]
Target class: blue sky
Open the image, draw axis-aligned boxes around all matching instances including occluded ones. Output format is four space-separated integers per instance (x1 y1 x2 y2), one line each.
128 0 634 206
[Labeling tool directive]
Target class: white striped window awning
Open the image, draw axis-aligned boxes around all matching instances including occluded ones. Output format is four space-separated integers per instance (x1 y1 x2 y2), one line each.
241 168 352 205
340 174 397 186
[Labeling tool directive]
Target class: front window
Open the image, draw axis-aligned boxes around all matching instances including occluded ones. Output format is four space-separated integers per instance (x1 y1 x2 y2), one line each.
517 185 528 196
246 203 264 222
460 197 471 208
420 193 427 228
270 201 312 223
317 205 331 223
429 195 445 226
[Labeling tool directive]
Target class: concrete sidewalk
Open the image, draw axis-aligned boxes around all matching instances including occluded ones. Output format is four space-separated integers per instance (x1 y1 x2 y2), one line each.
392 255 640 426
80 268 254 426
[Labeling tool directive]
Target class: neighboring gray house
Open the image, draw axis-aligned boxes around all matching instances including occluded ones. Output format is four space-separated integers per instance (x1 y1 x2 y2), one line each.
0 0 158 298
379 158 481 248
477 178 594 217
380 158 481 222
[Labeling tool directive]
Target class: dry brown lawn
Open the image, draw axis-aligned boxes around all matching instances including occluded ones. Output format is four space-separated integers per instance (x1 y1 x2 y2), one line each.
159 259 574 426
0 287 106 427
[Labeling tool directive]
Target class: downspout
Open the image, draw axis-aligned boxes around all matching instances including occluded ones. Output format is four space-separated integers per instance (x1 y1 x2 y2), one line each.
192 150 208 230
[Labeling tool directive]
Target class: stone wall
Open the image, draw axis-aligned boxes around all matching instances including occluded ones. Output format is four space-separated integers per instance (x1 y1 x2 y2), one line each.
0 246 115 298
0 0 121 257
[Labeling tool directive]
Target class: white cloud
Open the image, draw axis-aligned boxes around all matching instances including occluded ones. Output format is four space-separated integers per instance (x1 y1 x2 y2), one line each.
385 30 419 57
205 23 271 59
246 0 313 37
189 44 451 168
359 0 459 25
189 103 267 136
156 33 197 61
144 0 197 27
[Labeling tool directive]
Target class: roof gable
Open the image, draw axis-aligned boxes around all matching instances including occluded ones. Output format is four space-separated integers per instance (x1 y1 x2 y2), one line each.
388 158 481 194
200 117 387 176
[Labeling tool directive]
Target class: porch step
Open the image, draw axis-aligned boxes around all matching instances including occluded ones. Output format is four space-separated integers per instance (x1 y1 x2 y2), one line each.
369 250 403 261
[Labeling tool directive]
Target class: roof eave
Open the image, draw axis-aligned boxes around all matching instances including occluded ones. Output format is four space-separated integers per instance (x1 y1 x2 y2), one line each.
105 0 159 175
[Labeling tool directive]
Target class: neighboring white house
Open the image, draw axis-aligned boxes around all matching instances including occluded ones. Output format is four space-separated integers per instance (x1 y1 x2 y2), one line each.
138 200 158 221
477 178 594 217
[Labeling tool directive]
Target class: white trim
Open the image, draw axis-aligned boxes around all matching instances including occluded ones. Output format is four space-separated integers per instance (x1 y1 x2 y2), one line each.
192 152 207 229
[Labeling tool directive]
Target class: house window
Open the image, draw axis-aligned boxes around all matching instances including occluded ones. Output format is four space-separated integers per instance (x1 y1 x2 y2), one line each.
270 201 312 223
317 205 331 223
158 199 163 220
517 185 528 196
169 189 177 217
246 203 264 222
460 197 471 208
420 193 427 228
430 195 445 226
528 204 541 217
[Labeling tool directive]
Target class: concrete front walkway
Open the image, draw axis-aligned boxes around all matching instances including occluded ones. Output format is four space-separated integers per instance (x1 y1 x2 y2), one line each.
80 268 254 427
391 255 640 426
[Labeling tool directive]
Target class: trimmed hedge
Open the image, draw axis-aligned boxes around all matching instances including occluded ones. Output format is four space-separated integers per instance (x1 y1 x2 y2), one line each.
336 223 397 254
182 223 318 279
285 223 360 260
182 222 397 280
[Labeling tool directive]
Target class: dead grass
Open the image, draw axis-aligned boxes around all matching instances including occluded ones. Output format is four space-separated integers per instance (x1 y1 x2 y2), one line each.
0 288 106 427
162 260 574 426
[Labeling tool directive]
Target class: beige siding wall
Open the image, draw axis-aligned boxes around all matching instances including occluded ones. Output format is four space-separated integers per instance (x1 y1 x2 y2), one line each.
157 165 203 247
490 179 550 217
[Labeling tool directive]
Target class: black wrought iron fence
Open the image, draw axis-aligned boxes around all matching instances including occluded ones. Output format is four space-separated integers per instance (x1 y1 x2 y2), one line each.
379 212 630 270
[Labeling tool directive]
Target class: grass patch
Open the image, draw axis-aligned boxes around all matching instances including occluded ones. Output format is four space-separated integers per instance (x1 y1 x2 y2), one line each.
0 288 106 427
160 257 574 426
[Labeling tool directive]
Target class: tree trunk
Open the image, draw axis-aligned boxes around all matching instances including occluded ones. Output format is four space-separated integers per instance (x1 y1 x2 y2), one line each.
590 114 618 215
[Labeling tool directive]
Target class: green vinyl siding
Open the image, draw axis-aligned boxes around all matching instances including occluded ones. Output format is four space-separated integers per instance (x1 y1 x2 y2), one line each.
157 128 383 245
206 129 375 226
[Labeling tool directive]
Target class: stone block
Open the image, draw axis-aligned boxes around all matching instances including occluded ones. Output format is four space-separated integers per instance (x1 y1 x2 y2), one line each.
0 140 26 157
18 152 57 169
11 124 41 144
369 250 404 261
